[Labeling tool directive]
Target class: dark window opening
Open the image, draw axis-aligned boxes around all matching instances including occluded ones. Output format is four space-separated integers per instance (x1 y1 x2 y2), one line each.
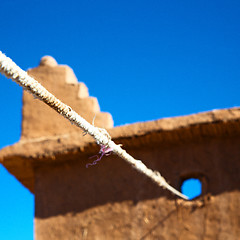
181 178 202 200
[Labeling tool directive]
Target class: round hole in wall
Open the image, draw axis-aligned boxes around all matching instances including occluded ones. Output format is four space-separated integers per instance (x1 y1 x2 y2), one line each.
181 178 202 200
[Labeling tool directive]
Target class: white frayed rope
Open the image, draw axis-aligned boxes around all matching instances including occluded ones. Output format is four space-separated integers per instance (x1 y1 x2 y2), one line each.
0 51 188 200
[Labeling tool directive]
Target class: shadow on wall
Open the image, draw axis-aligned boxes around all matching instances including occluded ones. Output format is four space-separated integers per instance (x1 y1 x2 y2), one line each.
35 135 240 219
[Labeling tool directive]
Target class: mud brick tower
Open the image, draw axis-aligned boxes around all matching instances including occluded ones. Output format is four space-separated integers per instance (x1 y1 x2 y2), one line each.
0 57 240 240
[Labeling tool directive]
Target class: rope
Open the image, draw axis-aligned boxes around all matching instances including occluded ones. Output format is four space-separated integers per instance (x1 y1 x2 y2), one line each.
0 51 188 200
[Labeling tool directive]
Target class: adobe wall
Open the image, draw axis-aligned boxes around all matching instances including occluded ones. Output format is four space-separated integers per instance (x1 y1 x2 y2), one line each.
34 135 240 240
1 56 239 239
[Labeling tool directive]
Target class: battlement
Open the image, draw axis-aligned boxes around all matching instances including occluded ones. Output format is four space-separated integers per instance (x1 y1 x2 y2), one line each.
21 56 113 139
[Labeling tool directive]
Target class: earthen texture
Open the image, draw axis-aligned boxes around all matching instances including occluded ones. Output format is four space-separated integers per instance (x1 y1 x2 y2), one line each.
0 57 239 239
33 136 240 240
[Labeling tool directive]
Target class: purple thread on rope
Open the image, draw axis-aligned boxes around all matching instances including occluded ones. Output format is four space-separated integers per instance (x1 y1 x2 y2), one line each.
86 145 113 168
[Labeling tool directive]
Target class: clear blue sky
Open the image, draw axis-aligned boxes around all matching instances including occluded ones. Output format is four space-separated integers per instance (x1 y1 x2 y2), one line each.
0 0 240 239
